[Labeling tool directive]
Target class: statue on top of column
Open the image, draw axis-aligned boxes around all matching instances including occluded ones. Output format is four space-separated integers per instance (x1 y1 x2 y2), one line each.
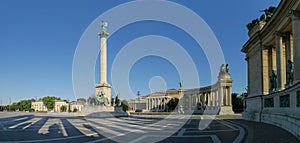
269 70 277 92
286 60 294 87
101 21 108 32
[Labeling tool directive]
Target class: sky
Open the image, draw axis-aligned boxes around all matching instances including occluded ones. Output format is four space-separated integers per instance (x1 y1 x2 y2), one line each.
0 0 280 105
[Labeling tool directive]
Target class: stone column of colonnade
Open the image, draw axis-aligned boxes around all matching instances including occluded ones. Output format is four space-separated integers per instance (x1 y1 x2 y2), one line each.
275 32 286 90
292 12 300 82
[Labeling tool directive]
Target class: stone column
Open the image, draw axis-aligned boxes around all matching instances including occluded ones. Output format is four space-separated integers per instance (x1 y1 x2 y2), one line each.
146 99 148 111
202 94 205 107
293 13 300 82
189 95 192 110
212 92 216 106
99 32 108 84
215 90 221 106
276 32 286 90
207 94 211 106
219 86 224 106
228 87 232 106
285 33 292 61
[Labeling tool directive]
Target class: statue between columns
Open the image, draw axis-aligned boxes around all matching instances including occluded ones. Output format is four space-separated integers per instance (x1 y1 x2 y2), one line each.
269 70 277 92
286 60 294 87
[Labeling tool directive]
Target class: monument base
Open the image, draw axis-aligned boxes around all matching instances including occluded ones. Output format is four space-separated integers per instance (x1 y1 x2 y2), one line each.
81 106 128 118
218 106 235 115
95 83 112 106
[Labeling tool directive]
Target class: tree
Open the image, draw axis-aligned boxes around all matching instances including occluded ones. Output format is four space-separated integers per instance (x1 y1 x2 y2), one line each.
111 97 115 106
17 100 32 111
165 98 179 112
232 93 244 113
120 100 129 111
60 105 67 112
68 104 71 112
115 94 120 106
77 98 86 103
42 96 61 110
73 108 78 112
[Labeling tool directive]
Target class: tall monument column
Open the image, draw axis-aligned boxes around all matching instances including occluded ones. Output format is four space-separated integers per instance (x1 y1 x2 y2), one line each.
95 21 112 106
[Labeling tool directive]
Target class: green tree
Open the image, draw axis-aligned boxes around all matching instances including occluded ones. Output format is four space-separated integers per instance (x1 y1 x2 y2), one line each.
120 100 129 111
232 93 244 113
42 96 61 110
68 104 71 112
8 103 18 111
77 98 86 103
60 105 67 112
17 100 32 111
111 97 115 106
115 94 120 106
165 98 179 112
73 108 78 112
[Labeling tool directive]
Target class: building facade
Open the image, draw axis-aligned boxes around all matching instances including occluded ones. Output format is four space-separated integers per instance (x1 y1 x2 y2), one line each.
31 100 83 112
242 0 300 139
128 66 234 115
31 101 48 112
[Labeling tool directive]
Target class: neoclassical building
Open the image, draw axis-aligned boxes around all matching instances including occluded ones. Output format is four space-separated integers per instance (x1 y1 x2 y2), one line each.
31 100 83 112
128 65 234 115
242 0 300 139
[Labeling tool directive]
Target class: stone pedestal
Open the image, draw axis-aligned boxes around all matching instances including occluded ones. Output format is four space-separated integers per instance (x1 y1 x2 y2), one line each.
95 83 112 106
219 106 235 115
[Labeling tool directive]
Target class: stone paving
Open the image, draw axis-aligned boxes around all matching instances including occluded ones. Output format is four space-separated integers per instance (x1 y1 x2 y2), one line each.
0 112 298 143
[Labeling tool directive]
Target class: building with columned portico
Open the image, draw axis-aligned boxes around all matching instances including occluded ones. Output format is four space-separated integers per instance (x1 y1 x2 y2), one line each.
242 0 300 139
128 65 234 115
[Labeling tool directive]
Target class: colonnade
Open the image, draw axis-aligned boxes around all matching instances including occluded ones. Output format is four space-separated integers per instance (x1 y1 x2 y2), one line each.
185 85 232 110
146 97 168 111
264 11 300 92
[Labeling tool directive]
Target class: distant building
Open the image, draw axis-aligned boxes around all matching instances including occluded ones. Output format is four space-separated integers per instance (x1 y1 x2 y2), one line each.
53 100 69 112
31 101 48 112
70 101 84 112
31 100 84 112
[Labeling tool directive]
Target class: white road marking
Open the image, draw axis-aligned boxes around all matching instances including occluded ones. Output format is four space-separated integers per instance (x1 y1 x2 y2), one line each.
58 120 68 136
8 132 99 143
67 119 99 136
215 119 237 130
211 135 222 143
187 119 192 124
9 118 41 129
222 120 245 143
176 128 186 136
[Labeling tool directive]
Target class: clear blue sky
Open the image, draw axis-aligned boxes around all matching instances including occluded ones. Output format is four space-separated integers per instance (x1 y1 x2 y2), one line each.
0 0 280 104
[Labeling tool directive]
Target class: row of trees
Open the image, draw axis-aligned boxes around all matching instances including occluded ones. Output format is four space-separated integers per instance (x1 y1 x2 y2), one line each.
0 99 34 112
0 96 72 112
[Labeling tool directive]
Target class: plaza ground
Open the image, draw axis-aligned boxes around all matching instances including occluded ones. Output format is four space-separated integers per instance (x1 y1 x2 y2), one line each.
0 112 298 143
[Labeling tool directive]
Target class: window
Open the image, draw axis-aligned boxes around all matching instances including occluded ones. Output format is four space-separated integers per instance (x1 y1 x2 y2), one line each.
264 97 274 108
280 94 290 107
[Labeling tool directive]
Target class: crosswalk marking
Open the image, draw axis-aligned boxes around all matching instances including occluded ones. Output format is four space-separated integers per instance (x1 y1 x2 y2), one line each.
58 120 68 136
9 117 41 129
0 115 244 143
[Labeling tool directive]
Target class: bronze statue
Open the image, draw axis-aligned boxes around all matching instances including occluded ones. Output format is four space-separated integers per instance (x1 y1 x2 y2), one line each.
219 64 229 74
101 21 108 32
269 70 277 92
179 82 183 88
286 60 294 86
